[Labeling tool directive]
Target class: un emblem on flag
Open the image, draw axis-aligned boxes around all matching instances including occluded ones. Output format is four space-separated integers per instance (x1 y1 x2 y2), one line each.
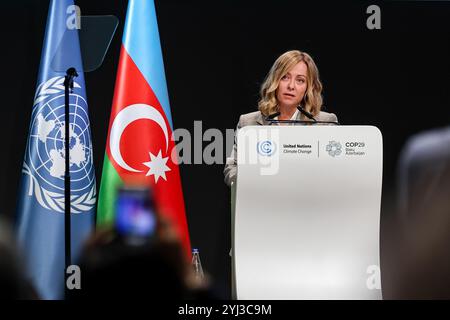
22 76 96 213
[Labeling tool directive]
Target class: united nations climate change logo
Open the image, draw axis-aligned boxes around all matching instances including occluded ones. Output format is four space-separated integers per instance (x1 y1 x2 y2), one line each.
257 140 276 156
22 76 96 213
326 140 342 157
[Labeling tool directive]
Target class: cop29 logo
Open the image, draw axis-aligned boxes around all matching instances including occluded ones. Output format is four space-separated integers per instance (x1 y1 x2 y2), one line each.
257 140 276 156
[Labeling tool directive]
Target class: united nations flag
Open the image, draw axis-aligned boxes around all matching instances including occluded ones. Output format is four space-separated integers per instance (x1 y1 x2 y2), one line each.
16 0 95 299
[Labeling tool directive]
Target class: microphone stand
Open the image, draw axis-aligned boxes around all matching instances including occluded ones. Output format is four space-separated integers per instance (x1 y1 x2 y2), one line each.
63 67 78 298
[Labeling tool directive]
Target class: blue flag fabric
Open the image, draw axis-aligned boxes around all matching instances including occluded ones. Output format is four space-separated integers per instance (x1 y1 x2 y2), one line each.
16 0 95 299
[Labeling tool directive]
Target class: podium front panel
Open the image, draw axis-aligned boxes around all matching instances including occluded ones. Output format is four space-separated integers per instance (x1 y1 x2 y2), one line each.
234 125 383 299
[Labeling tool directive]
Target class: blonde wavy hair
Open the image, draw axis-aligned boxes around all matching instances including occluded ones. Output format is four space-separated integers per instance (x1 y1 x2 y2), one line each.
258 50 323 117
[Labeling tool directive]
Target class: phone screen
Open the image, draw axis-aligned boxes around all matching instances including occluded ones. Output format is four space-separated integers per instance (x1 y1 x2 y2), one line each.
115 186 156 240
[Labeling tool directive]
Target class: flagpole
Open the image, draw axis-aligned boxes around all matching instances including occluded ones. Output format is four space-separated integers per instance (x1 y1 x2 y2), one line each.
63 67 77 298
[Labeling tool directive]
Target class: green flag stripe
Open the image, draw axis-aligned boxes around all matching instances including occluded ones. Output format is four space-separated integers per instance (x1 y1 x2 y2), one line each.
97 154 123 226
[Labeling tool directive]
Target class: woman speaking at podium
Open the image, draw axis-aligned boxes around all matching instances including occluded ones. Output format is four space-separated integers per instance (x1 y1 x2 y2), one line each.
224 50 338 187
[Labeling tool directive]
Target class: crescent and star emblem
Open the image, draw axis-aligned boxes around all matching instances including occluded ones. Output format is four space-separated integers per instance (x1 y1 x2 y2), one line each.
109 103 171 183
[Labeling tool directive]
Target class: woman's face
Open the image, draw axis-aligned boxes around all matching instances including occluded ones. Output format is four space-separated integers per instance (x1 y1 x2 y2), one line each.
276 61 308 110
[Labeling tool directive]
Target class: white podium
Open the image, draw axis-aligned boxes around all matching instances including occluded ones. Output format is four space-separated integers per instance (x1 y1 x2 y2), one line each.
232 125 383 300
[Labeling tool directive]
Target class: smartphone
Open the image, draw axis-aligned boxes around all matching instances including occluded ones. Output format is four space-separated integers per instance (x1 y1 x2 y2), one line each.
115 185 156 242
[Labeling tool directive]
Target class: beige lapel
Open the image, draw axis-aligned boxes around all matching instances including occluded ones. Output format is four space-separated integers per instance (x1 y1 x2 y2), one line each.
255 112 270 125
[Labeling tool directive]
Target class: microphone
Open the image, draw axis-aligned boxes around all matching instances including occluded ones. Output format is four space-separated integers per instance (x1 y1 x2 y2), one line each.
297 105 317 122
64 67 78 93
264 106 337 125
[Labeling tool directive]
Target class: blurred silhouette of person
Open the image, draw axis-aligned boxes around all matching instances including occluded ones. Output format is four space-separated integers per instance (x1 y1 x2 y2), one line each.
394 126 450 299
68 213 214 300
0 217 39 299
